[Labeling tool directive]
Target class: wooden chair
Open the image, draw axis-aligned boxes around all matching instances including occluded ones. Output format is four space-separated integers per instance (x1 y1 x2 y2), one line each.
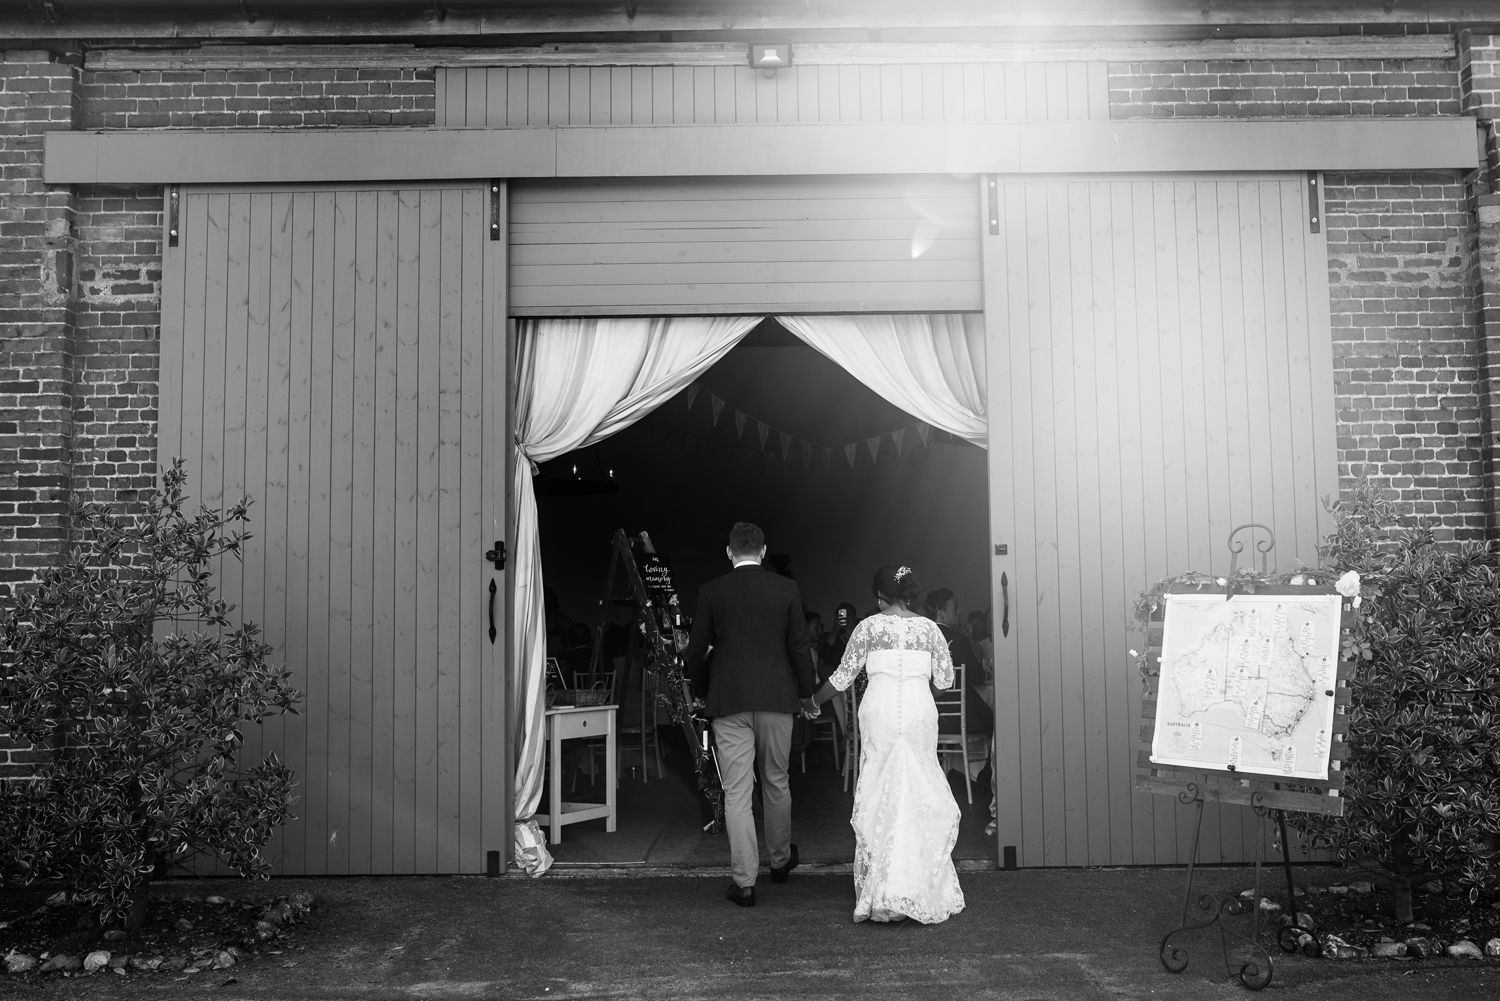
618 660 665 782
933 662 973 803
800 696 843 773
841 684 860 792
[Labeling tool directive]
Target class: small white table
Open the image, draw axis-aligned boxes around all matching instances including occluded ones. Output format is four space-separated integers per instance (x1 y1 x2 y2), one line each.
536 704 618 844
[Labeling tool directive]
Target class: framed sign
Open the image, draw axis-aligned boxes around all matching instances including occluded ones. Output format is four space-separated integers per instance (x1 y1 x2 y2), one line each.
1135 581 1355 817
1151 592 1342 781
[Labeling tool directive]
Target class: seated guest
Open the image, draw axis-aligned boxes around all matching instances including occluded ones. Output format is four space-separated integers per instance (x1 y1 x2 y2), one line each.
925 588 994 738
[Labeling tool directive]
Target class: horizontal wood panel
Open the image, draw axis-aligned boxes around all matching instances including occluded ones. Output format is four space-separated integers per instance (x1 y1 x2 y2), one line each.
45 119 1480 185
510 237 980 265
510 283 980 315
87 36 1459 70
509 175 980 315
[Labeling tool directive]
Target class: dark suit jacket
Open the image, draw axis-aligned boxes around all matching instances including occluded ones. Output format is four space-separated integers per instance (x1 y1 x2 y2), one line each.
683 563 815 717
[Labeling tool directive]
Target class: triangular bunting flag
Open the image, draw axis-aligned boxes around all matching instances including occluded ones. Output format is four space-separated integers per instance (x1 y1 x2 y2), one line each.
915 424 932 447
866 436 881 463
734 410 747 436
892 427 906 455
684 384 700 410
844 444 858 467
803 443 814 470
779 431 791 462
757 421 770 449
710 395 725 425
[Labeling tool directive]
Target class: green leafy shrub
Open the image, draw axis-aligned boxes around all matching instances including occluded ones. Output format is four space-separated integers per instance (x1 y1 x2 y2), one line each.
1287 482 1500 922
0 460 301 927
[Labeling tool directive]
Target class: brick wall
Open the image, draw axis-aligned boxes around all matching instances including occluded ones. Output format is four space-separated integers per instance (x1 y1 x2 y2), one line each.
1324 173 1490 537
80 67 435 129
1107 57 1461 118
0 50 80 598
71 186 163 508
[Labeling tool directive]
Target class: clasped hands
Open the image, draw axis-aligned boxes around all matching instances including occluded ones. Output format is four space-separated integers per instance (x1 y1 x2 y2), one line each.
799 696 821 720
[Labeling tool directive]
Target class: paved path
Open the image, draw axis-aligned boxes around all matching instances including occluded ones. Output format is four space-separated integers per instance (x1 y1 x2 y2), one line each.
11 867 1500 1000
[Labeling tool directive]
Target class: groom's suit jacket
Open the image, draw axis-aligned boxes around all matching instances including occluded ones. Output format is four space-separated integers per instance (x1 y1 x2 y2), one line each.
683 563 815 718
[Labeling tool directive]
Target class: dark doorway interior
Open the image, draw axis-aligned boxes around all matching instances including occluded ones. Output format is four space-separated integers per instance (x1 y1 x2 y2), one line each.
536 319 994 867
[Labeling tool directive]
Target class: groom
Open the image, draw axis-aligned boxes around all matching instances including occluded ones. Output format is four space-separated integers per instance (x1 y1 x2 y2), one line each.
683 522 817 907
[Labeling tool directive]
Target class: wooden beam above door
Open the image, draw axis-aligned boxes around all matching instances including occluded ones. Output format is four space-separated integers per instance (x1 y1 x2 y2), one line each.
47 117 1480 186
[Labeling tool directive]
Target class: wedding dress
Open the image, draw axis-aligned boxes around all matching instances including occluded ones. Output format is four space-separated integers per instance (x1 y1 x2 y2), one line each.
827 613 965 924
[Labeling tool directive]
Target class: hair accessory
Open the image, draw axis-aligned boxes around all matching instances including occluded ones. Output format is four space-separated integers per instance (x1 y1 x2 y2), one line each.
894 565 912 581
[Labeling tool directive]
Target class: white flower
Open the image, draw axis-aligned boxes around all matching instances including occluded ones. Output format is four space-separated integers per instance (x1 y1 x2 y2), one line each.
1335 570 1361 598
1216 577 1227 586
1128 649 1139 658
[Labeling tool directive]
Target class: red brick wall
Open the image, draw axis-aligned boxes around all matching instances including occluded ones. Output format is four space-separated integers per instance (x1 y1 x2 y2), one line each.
80 67 434 129
72 186 163 507
0 50 80 597
1107 57 1461 118
1323 173 1488 537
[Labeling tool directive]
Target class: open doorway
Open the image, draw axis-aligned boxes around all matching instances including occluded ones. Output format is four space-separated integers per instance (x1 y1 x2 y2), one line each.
532 318 994 868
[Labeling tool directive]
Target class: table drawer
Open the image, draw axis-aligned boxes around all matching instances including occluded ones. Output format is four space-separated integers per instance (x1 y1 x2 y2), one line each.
552 709 611 740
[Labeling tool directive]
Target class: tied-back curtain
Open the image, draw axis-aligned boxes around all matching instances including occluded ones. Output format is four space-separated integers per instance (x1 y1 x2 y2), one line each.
778 314 988 446
511 316 759 875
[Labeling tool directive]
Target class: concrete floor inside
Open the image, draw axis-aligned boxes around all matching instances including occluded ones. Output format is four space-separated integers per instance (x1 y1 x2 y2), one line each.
541 725 997 870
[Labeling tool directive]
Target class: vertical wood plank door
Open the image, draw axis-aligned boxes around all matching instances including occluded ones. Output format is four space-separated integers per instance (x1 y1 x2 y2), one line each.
160 183 509 875
983 174 1335 867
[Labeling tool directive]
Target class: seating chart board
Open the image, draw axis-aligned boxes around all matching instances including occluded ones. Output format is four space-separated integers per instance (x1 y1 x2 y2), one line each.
1151 592 1342 781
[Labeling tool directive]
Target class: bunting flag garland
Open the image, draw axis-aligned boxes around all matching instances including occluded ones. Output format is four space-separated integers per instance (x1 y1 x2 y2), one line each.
682 381 956 471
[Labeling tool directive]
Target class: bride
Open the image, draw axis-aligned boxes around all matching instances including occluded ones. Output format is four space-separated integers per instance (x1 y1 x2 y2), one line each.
810 564 965 924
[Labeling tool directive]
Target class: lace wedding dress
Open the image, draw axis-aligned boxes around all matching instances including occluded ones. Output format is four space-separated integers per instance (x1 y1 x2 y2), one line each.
827 613 966 924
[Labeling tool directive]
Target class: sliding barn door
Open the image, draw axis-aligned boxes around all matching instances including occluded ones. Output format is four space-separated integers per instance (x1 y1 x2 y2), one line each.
984 174 1336 867
160 183 509 875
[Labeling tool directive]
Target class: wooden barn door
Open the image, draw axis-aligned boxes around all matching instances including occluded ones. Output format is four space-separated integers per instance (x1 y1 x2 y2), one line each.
160 183 510 875
983 174 1336 867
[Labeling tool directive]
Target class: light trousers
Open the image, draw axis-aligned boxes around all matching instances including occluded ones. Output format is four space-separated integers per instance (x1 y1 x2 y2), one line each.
712 711 794 888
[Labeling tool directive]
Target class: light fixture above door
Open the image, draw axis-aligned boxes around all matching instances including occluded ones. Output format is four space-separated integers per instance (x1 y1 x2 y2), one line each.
748 43 792 77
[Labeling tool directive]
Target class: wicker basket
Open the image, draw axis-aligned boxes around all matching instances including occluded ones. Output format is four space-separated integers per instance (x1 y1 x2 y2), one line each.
572 688 611 707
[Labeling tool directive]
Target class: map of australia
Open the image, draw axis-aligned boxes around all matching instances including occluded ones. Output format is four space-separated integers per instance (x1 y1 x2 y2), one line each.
1150 592 1344 781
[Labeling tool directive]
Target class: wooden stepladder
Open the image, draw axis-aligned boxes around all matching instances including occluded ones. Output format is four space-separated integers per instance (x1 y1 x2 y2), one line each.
592 529 724 833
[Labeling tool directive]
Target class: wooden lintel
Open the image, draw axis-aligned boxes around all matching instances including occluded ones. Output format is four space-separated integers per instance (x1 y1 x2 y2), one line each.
4 1 1495 44
83 34 1457 71
45 118 1480 186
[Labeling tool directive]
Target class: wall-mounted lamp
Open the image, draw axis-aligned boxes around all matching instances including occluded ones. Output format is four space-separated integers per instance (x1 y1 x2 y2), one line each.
749 43 792 77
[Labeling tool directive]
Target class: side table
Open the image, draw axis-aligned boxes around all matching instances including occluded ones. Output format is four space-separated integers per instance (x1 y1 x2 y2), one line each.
536 703 617 844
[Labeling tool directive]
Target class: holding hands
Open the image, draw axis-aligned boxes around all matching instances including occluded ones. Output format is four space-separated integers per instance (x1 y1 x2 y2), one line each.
799 696 821 719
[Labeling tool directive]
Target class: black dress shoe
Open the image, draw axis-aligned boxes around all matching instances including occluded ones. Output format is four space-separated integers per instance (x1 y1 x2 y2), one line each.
725 884 756 907
769 844 800 884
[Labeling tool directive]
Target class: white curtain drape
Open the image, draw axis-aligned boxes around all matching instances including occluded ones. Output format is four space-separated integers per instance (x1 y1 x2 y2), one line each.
511 316 759 875
777 314 988 446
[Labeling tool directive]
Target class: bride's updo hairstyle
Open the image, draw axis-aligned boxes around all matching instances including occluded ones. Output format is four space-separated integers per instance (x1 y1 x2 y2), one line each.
873 564 922 610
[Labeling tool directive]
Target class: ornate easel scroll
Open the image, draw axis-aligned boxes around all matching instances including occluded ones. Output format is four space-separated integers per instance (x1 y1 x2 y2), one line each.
592 528 724 834
1134 525 1356 990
